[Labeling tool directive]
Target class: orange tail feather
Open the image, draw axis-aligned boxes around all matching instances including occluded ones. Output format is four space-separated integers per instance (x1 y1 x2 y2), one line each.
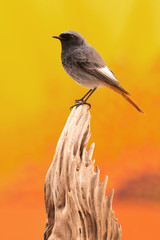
121 92 144 113
108 84 144 113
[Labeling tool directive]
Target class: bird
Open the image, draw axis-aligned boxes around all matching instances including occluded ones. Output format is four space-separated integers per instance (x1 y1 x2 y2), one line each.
53 31 143 113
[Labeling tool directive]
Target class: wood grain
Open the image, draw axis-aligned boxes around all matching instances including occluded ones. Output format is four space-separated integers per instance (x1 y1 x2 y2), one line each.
44 105 122 240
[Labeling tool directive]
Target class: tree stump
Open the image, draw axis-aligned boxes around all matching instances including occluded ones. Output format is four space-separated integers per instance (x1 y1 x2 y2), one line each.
44 105 122 240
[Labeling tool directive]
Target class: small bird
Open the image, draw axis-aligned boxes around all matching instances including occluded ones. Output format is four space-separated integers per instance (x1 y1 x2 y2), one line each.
53 31 143 113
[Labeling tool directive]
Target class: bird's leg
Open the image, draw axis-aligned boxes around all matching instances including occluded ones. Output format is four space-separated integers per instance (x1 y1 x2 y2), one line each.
70 88 96 110
75 89 92 103
84 88 96 102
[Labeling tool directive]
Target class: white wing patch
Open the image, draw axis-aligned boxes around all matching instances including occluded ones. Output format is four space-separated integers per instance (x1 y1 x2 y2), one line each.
98 66 118 83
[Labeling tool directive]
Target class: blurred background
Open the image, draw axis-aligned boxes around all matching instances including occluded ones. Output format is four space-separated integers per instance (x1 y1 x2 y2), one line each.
0 0 160 239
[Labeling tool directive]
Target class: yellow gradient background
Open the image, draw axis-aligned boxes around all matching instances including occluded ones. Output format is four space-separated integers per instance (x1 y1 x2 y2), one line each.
0 0 160 239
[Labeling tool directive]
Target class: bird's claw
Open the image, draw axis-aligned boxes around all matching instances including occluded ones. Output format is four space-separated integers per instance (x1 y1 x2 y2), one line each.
75 99 83 103
70 101 91 110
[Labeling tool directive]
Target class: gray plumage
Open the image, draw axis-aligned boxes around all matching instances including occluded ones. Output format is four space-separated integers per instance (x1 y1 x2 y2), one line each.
53 30 144 113
57 31 128 93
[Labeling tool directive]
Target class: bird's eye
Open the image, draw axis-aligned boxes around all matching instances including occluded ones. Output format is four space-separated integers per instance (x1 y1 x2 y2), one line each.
70 35 75 38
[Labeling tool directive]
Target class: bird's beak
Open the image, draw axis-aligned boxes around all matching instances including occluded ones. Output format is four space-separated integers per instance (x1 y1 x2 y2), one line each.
52 36 61 40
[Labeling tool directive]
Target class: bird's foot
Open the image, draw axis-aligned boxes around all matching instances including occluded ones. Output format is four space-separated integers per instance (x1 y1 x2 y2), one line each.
70 101 91 110
75 98 84 103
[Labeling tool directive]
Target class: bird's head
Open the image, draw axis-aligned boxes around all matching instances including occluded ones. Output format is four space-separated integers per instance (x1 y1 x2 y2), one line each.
52 31 86 49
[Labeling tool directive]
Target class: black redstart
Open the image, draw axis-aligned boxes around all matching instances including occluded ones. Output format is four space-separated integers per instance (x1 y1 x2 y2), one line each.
53 31 143 113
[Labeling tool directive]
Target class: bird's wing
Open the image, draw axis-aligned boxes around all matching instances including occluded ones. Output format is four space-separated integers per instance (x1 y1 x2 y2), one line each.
73 46 129 94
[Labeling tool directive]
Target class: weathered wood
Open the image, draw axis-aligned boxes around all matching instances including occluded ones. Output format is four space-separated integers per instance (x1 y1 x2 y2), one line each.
44 105 122 240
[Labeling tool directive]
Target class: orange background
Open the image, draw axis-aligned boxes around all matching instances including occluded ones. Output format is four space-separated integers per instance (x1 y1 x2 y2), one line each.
0 0 160 239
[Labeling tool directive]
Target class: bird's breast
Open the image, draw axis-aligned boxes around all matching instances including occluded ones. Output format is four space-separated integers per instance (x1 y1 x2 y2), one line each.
61 51 105 89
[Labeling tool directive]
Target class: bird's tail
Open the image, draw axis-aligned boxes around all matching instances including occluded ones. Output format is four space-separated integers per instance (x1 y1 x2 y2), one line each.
108 84 144 113
121 91 144 113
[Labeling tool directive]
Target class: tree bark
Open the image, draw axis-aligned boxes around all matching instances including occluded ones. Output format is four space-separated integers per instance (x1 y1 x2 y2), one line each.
44 105 122 240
